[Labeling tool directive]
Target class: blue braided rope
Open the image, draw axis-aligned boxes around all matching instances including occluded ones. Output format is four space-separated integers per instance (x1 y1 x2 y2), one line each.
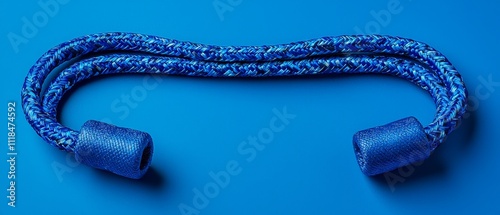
22 32 467 156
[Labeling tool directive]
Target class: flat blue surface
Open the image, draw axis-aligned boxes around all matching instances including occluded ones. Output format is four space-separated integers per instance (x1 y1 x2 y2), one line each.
1 0 499 214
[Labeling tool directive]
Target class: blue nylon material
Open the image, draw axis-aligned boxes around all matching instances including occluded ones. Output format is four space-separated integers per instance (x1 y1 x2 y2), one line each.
353 117 431 176
76 120 153 179
21 33 468 178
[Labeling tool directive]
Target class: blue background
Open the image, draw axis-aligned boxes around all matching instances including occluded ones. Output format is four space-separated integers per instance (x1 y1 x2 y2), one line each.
1 0 499 214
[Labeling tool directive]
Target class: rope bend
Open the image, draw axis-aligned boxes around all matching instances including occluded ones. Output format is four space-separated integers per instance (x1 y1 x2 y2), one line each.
22 32 467 178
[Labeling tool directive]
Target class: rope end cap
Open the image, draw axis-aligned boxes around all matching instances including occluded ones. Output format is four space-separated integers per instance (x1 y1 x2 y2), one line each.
75 120 154 179
353 117 431 176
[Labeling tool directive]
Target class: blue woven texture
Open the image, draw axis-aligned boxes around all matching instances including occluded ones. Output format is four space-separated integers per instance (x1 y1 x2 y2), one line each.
353 117 431 176
21 32 467 177
76 120 153 179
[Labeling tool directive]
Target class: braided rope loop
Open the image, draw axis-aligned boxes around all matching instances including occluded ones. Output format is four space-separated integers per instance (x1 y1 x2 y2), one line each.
22 33 467 178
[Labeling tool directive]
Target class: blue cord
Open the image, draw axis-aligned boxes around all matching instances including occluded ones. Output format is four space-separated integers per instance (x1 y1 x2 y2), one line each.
22 32 467 178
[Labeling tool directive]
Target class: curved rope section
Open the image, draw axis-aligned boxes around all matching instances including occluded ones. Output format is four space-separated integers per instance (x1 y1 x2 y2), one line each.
22 32 467 178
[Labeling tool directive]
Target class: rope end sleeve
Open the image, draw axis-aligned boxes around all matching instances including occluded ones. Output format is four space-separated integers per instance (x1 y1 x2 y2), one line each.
353 117 431 176
74 120 154 179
